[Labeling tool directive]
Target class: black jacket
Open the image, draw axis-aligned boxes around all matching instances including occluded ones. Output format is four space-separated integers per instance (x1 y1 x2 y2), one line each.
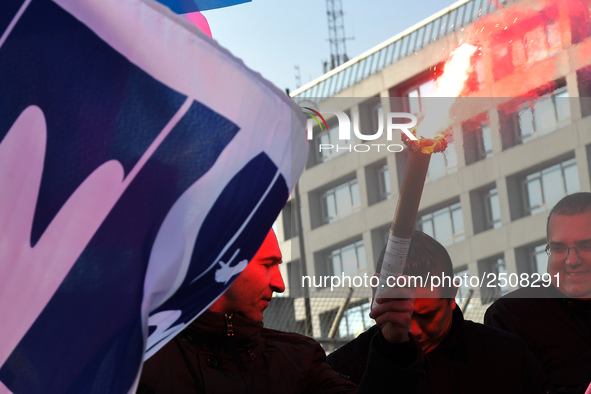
138 311 359 393
485 285 591 394
328 307 551 393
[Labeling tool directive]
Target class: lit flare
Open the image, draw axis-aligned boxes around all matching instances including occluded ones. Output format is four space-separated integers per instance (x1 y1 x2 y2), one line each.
408 43 478 152
375 43 480 299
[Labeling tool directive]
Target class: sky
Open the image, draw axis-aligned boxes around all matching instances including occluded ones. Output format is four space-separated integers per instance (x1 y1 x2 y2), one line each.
202 0 461 93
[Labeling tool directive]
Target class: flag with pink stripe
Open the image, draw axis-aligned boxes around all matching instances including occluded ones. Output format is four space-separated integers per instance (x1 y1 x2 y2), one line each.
0 0 307 392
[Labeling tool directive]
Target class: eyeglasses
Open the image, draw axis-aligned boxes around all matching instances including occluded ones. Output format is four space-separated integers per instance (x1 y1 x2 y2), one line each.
545 243 591 258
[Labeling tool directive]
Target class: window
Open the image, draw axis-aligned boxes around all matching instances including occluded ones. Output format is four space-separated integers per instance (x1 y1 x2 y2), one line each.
519 22 562 64
407 79 436 115
531 243 549 275
522 158 580 216
321 179 361 224
286 260 303 298
366 160 390 206
427 139 458 181
515 242 548 276
281 201 298 240
478 255 508 303
371 225 391 270
470 185 501 234
368 102 382 137
517 88 569 142
338 301 373 338
356 97 382 141
492 12 563 80
500 84 570 150
464 57 485 94
328 240 367 277
315 122 352 163
483 187 501 230
569 0 591 44
378 164 391 200
417 201 465 246
577 65 591 117
463 114 493 165
318 300 373 338
389 68 442 114
454 266 473 311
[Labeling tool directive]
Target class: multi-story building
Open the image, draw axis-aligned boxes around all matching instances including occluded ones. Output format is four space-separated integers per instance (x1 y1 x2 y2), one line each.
264 0 591 348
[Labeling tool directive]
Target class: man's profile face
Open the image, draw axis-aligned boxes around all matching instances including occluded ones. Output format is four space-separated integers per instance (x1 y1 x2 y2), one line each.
410 286 455 354
547 211 591 299
210 229 285 321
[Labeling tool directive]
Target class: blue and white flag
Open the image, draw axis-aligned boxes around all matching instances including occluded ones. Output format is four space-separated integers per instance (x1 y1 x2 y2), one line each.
156 0 250 13
0 0 307 392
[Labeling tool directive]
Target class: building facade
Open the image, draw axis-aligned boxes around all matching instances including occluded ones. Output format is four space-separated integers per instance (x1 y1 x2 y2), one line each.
264 0 591 346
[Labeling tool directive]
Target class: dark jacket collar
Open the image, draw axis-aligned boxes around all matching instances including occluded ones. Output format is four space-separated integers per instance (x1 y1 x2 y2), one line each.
427 306 467 362
188 310 263 351
532 284 591 311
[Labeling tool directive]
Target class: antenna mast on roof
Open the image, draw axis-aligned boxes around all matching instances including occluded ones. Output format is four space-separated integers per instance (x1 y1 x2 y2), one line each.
325 0 353 72
294 65 301 88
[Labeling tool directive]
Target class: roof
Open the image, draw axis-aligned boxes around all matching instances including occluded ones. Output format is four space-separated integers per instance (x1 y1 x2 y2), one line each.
291 0 518 100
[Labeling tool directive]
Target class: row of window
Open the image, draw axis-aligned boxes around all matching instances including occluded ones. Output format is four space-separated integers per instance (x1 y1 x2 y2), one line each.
492 9 562 80
422 156 580 237
322 179 360 224
460 84 571 165
521 158 579 216
457 239 550 306
499 84 571 150
293 226 552 301
284 154 580 241
417 201 465 246
282 163 391 239
312 81 575 174
328 240 367 278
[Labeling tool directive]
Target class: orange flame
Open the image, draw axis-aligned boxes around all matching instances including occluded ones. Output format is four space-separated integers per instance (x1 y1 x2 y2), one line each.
404 44 477 153
402 131 449 154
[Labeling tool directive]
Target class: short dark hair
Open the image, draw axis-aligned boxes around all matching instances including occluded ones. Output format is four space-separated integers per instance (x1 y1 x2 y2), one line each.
376 231 454 297
547 192 591 235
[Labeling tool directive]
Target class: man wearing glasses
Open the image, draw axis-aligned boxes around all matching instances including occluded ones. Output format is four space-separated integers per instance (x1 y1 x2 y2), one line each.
485 192 591 394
